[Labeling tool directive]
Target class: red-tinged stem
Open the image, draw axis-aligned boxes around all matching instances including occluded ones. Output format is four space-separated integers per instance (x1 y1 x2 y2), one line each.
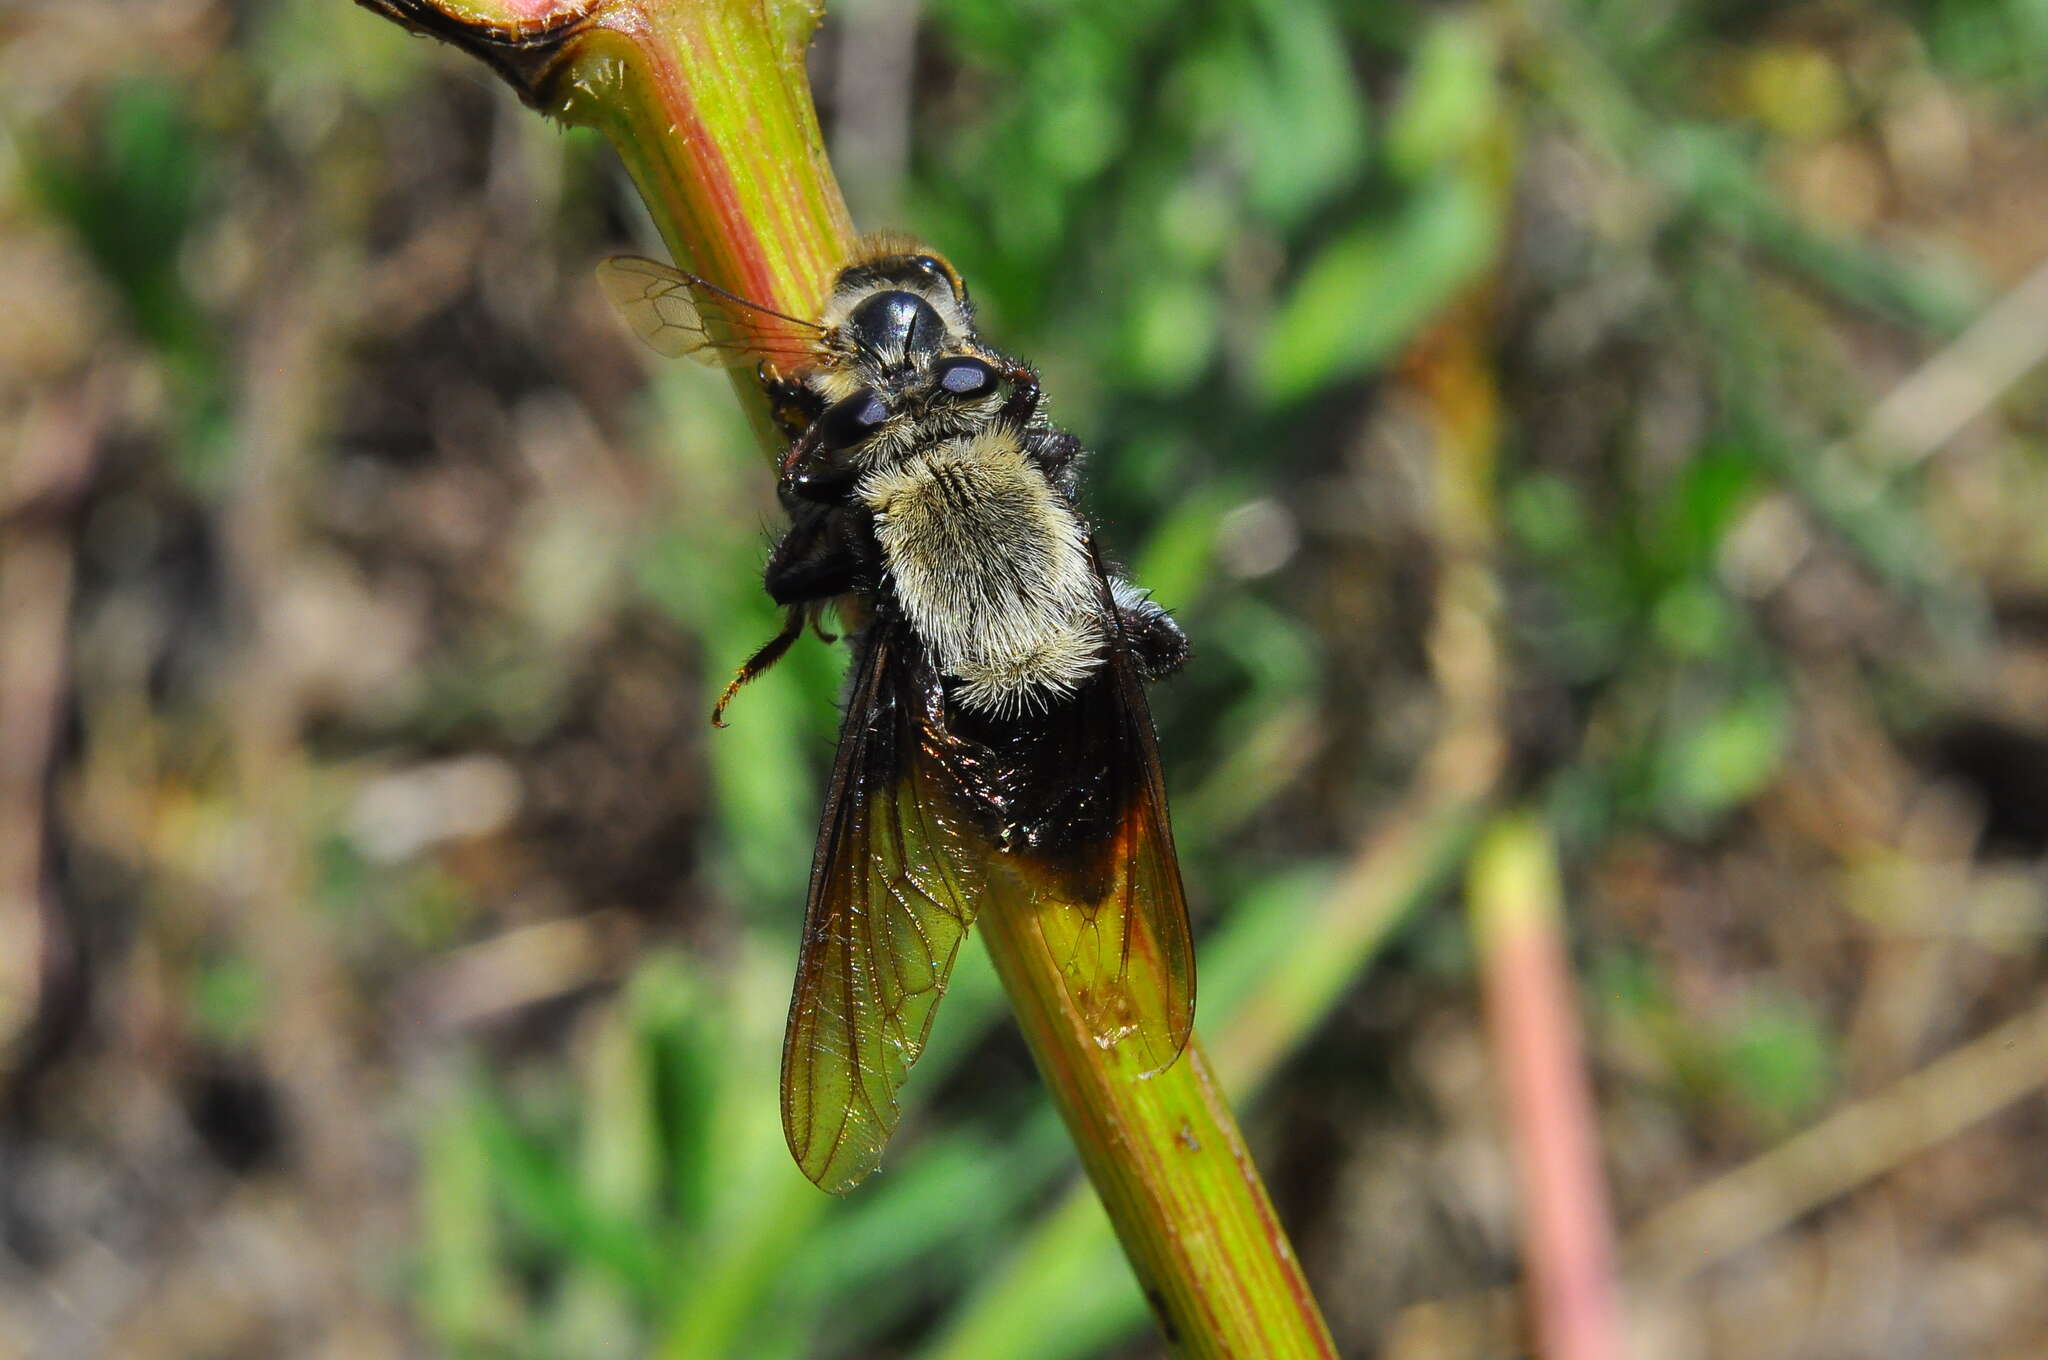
355 0 853 460
1471 814 1625 1360
351 2 1337 1353
1401 98 1624 1359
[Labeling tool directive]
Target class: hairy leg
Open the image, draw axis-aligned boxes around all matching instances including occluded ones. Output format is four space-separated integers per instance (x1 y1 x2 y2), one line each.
711 606 808 727
1110 578 1190 679
713 510 866 725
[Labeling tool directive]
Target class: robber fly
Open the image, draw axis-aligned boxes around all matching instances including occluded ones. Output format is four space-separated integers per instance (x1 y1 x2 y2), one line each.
599 236 1194 1193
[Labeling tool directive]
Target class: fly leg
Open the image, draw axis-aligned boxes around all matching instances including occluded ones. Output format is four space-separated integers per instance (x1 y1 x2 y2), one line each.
711 508 866 726
760 362 824 443
991 361 1088 490
993 362 1042 429
711 607 807 728
1109 578 1190 680
1030 429 1085 492
765 499 872 609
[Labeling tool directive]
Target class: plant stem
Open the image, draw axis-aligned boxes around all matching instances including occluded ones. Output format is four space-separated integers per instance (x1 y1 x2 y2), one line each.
354 0 854 461
351 1 1335 1351
977 871 1337 1359
1470 814 1625 1360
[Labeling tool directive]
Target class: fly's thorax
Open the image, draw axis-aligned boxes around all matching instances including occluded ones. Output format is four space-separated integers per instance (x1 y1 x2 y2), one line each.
859 428 1106 716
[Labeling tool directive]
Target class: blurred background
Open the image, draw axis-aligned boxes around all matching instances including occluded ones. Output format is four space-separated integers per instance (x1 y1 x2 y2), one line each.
6 0 2048 1355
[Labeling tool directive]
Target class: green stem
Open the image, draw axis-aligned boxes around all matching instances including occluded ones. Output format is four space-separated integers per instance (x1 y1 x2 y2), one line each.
355 0 853 460
977 871 1337 1359
352 1 1335 1352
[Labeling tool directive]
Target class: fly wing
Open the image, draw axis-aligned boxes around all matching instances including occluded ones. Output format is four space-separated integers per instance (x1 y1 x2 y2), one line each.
596 255 727 363
1012 645 1196 1076
596 255 812 368
978 562 1196 1078
782 622 985 1193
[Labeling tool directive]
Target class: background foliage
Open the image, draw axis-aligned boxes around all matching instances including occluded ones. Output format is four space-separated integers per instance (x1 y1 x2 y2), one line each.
6 0 2048 1355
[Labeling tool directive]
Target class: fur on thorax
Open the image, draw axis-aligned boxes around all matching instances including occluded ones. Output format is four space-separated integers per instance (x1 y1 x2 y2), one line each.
859 427 1105 716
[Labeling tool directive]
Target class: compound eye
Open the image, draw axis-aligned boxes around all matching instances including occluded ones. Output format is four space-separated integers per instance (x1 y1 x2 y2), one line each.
907 254 965 300
815 390 889 449
931 356 996 397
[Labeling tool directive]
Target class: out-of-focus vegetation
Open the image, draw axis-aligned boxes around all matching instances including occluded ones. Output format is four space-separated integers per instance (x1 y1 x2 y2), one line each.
5 0 2048 1355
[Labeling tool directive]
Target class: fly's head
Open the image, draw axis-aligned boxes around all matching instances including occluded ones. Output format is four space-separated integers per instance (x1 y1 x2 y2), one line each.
779 239 1036 502
811 241 978 395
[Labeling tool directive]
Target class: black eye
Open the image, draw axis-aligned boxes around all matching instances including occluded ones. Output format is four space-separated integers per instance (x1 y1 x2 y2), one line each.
814 390 889 450
931 357 995 396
